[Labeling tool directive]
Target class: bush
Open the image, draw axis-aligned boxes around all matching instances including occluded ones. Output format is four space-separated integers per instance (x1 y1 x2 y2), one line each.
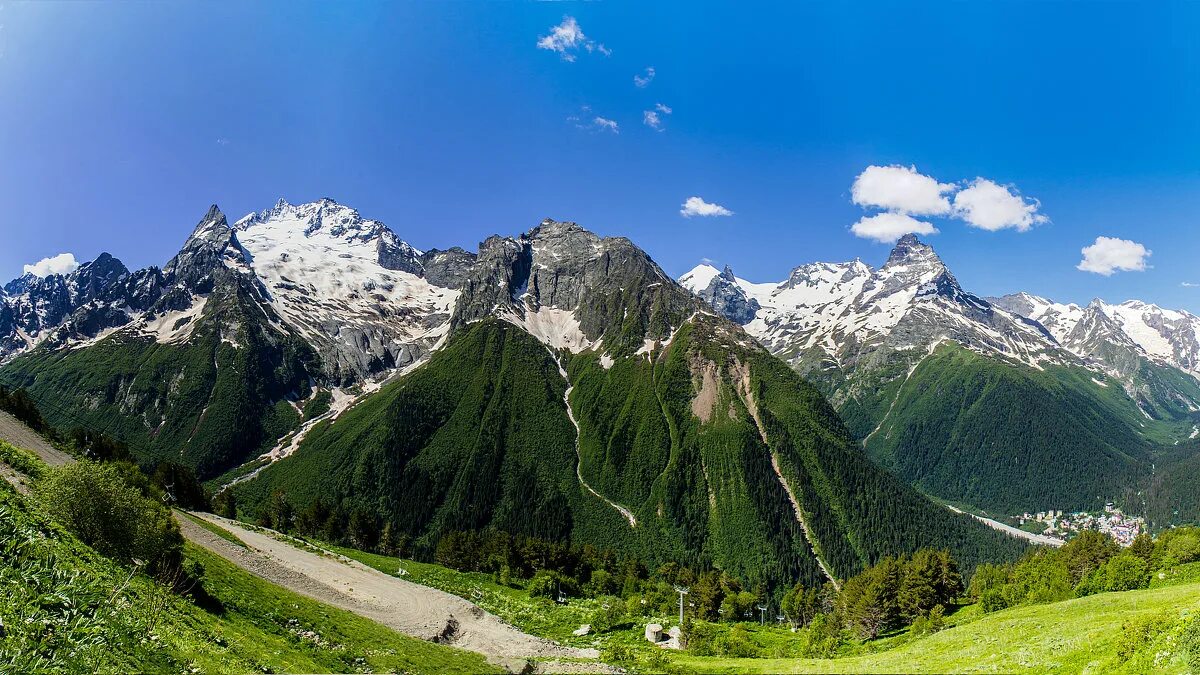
590 595 627 632
1179 616 1200 672
911 604 947 636
0 440 45 479
980 588 1008 613
803 613 844 658
600 642 634 665
527 569 578 600
1162 531 1200 568
36 461 183 574
1102 554 1149 592
1116 613 1170 661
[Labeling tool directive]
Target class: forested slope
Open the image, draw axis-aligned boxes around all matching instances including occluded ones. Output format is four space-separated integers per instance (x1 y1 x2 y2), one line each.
236 316 1026 591
853 343 1156 514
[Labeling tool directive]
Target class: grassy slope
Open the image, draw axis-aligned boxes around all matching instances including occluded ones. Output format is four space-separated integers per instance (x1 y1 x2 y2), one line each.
0 481 498 674
305 535 1200 675
672 580 1200 674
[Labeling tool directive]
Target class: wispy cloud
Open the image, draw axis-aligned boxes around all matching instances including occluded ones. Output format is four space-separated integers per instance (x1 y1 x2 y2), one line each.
680 196 733 218
1182 282 1199 288
643 103 672 131
1077 236 1151 276
537 16 608 61
634 66 655 88
593 116 618 133
24 252 79 278
216 138 230 146
568 107 619 134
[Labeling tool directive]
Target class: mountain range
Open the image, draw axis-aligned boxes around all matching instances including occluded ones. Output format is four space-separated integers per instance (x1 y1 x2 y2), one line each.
3 199 1199 588
681 235 1200 518
0 199 1036 591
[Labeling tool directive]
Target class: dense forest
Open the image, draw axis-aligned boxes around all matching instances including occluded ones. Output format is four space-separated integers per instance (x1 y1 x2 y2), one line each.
850 343 1159 514
233 316 1026 593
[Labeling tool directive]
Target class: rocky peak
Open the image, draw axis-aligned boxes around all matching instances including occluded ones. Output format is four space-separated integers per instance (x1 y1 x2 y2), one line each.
781 260 873 291
73 253 129 296
692 265 759 325
453 219 699 355
883 233 945 272
161 205 254 301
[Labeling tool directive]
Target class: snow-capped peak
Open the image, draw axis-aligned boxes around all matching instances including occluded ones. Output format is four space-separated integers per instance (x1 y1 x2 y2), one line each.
679 263 722 294
684 234 1064 372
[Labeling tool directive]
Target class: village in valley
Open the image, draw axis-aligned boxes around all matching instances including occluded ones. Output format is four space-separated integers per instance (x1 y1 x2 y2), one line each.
1017 503 1146 547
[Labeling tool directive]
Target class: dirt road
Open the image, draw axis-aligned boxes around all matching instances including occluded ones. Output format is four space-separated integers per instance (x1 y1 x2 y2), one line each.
0 410 73 465
0 408 609 672
179 512 604 673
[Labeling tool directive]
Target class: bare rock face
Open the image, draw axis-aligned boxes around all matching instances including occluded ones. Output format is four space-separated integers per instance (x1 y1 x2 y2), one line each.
419 247 477 289
694 265 760 325
0 251 146 359
452 218 701 355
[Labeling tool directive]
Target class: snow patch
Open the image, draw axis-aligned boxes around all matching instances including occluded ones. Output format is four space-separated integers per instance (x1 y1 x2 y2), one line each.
143 296 208 344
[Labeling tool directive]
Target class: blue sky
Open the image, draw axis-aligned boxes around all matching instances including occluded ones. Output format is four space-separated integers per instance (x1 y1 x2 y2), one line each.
1 2 1198 310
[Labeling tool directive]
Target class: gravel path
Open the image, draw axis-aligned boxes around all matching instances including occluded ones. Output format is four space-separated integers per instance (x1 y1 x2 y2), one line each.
180 512 605 673
0 406 611 672
0 410 73 465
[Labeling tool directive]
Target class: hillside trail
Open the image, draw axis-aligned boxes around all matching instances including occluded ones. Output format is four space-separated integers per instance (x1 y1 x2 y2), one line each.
178 513 609 673
0 412 608 673
0 410 73 465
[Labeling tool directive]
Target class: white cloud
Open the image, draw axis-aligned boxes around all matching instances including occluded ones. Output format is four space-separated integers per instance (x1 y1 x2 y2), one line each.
643 110 663 131
1077 236 1151 276
851 165 955 216
634 67 655 88
1182 281 1200 288
952 178 1047 232
537 16 608 61
216 137 230 146
592 116 618 133
850 213 938 243
680 196 733 218
655 102 672 114
567 108 619 134
24 252 79 278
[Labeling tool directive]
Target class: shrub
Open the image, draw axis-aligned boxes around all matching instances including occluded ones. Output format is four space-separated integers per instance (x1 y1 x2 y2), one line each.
1103 554 1149 592
527 569 578 600
600 642 634 665
911 604 947 636
0 440 45 479
803 613 844 658
980 588 1008 613
1116 613 1170 661
590 595 627 632
1162 531 1200 568
1179 616 1200 671
36 461 183 574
